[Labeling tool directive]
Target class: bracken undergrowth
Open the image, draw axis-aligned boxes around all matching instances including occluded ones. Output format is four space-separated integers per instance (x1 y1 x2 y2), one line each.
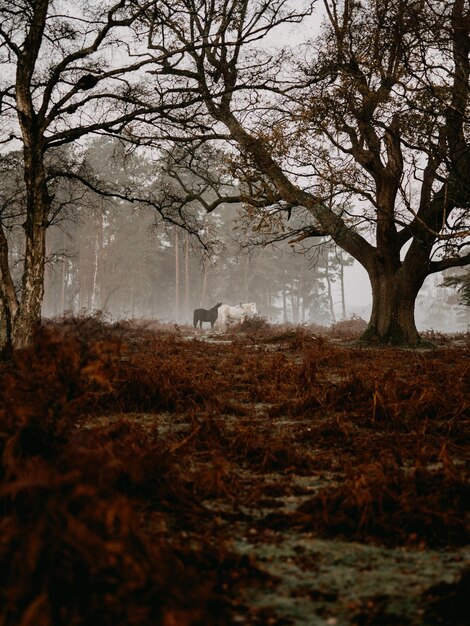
0 314 468 625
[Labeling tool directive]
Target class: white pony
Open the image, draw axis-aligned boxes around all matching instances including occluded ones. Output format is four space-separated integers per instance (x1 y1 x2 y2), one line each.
217 302 258 331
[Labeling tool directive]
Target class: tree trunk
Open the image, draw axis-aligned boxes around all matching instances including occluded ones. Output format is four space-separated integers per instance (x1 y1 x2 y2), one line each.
91 209 103 310
359 268 425 346
174 229 180 320
282 288 288 323
325 265 336 324
60 230 67 314
339 260 346 320
12 216 47 349
0 141 48 355
291 281 299 324
243 255 250 302
11 165 49 350
9 0 49 350
184 234 190 319
0 224 19 355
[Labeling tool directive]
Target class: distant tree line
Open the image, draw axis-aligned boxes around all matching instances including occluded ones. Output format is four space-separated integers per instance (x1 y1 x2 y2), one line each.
36 139 349 324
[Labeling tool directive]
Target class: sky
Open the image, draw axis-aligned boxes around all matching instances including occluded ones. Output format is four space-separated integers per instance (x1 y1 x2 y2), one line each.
343 262 372 311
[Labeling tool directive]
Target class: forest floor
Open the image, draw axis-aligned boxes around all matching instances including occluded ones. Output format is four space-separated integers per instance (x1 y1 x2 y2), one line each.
0 314 468 626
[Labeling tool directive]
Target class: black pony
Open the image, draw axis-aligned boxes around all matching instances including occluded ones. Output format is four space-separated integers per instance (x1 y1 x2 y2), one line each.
193 302 222 329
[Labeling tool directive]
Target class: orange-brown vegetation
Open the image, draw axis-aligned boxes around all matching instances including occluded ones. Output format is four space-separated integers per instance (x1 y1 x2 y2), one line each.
0 315 468 625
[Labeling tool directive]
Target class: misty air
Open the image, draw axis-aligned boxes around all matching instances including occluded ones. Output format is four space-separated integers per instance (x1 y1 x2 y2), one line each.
0 2 469 625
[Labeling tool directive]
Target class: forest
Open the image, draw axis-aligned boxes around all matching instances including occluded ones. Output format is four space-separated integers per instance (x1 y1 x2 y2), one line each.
1 0 470 350
0 1 469 625
1 136 468 331
37 138 353 326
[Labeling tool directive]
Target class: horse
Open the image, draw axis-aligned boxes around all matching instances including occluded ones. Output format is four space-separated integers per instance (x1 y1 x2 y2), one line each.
217 302 258 330
193 302 222 329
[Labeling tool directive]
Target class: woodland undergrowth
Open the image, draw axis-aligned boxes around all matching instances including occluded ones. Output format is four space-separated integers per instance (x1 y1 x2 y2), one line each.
0 314 468 625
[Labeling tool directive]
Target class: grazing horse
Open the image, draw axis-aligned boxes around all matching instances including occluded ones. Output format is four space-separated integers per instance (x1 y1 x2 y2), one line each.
217 302 258 330
193 302 222 329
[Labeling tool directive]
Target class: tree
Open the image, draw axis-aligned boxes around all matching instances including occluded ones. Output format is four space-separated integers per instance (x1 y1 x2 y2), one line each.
136 0 470 345
41 138 184 321
0 0 200 354
442 268 470 307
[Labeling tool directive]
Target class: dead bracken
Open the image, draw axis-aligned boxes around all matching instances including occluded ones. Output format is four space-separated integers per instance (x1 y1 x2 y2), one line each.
0 314 468 625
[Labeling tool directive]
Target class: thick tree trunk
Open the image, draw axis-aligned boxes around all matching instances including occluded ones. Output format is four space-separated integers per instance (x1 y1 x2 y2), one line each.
0 161 49 354
8 0 50 351
359 268 425 346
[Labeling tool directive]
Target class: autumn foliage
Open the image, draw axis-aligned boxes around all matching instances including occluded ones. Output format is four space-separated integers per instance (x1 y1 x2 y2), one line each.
0 315 468 625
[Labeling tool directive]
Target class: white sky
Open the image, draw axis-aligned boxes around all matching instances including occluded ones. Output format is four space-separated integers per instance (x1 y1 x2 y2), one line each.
343 262 372 310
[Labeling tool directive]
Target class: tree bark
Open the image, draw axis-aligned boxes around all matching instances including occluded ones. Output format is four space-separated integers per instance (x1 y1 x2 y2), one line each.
12 172 48 349
174 228 180 320
0 224 19 355
4 0 49 351
200 258 208 307
184 233 190 319
359 264 425 346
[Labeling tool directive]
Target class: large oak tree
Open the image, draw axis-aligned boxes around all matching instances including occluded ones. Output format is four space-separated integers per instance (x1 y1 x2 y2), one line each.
137 0 470 345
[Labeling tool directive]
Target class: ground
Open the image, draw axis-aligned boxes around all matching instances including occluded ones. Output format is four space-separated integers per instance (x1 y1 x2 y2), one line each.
0 315 468 625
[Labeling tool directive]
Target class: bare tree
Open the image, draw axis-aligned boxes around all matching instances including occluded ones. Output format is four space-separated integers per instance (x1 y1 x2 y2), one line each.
0 0 201 353
135 0 470 345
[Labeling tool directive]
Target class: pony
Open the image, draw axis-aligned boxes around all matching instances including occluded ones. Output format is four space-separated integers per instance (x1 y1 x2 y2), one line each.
193 302 222 329
217 302 258 330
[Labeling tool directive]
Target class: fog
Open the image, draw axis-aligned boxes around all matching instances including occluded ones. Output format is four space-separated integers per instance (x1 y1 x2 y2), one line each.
39 195 469 333
3 2 469 340
343 265 469 333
